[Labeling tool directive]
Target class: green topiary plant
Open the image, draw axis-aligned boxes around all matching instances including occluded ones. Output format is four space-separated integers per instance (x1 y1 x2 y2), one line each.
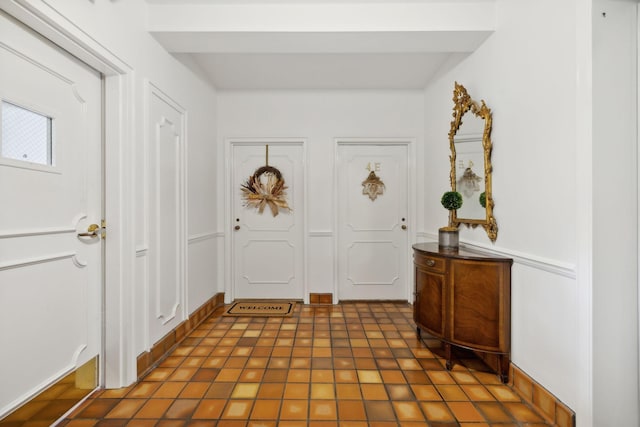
441 191 463 229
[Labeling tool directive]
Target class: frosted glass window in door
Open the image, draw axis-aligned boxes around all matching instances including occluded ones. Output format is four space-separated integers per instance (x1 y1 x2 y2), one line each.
1 101 54 165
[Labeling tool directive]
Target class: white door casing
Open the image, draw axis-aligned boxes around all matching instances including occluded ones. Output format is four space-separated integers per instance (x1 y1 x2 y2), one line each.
0 11 102 416
336 141 412 301
229 141 305 301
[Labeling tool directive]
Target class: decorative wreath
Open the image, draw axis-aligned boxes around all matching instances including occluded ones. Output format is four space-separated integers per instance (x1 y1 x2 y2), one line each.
240 165 291 217
362 171 385 201
457 166 482 198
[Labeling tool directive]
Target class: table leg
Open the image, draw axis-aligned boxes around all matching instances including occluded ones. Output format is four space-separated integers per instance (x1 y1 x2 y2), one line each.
444 342 453 370
498 354 510 383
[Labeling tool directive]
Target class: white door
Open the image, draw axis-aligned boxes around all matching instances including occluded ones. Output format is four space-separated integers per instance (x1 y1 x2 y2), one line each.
147 85 186 345
337 143 409 300
231 143 304 300
0 12 102 415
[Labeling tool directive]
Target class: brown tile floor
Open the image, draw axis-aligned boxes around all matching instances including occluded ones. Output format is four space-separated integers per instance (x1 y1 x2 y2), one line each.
59 302 551 426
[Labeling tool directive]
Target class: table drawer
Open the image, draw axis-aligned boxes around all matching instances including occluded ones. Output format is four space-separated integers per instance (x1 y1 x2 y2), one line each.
414 252 445 272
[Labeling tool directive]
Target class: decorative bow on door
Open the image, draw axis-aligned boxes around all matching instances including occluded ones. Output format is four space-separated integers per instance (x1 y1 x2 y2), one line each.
240 145 291 217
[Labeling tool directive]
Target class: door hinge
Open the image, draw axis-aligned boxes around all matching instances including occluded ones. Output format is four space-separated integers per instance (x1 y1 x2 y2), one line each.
101 219 106 239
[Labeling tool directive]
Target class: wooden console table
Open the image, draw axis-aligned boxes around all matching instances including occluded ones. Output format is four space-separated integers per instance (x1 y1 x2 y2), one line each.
413 242 513 382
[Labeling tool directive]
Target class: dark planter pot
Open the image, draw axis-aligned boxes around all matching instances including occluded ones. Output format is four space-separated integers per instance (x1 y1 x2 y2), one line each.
438 227 459 250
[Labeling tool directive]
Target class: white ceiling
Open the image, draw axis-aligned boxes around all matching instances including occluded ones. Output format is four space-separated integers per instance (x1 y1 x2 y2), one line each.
146 0 495 90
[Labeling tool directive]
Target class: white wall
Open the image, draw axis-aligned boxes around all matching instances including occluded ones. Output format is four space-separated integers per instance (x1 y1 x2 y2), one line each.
37 0 219 318
424 0 639 426
217 90 425 296
54 0 218 356
424 0 580 416
1 0 219 391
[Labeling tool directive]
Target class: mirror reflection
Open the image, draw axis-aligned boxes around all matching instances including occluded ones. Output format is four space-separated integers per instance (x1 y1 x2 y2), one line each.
454 113 485 220
448 82 498 242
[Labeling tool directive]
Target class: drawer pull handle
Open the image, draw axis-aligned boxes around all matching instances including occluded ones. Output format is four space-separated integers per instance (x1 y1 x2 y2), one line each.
426 259 436 267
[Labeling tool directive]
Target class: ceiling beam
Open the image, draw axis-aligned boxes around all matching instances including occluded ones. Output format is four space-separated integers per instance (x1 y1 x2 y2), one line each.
147 2 495 53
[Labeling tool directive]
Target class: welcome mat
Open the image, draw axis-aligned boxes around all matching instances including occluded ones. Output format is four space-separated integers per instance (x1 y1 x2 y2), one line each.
224 300 296 317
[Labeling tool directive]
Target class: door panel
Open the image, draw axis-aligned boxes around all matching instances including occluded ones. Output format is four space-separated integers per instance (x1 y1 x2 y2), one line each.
450 261 501 349
232 143 304 300
147 87 185 342
337 144 409 300
0 12 102 415
415 269 445 336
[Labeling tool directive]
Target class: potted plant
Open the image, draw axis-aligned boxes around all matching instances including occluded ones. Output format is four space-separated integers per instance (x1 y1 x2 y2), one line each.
439 191 463 249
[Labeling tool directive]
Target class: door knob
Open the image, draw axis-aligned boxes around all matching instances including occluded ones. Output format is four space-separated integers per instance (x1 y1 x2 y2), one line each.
234 225 241 231
78 223 104 239
401 225 407 230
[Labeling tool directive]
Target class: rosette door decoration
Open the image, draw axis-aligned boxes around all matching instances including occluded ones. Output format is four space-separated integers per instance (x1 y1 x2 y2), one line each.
362 170 385 201
240 145 291 217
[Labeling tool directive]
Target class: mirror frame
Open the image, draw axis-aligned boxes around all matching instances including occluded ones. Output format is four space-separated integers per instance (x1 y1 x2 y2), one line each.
448 82 498 242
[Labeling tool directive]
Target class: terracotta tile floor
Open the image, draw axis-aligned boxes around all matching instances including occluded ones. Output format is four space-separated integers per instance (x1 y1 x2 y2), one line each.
59 302 551 426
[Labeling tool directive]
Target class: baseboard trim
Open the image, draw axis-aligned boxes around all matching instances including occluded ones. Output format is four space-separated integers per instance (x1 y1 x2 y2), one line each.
510 364 576 427
309 293 333 304
136 292 225 379
473 352 575 427
1 357 97 423
338 299 409 304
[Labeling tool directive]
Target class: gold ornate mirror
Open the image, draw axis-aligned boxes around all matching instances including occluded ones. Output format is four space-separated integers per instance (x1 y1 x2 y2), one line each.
448 82 498 242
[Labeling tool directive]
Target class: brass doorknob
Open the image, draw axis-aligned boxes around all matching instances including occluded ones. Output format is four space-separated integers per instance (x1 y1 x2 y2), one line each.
234 225 241 231
401 225 407 230
78 223 103 238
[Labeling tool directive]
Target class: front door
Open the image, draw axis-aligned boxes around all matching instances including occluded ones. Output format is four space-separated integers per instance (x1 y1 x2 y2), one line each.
231 142 304 300
337 143 410 300
0 12 103 415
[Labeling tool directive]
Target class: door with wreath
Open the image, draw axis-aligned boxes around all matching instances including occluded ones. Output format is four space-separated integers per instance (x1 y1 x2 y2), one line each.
336 142 410 301
231 142 304 300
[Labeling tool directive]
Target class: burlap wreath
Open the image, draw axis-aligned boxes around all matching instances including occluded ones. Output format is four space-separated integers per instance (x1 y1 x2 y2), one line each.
240 165 291 217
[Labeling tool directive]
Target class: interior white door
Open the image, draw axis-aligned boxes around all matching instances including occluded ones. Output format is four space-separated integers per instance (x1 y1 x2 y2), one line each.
337 143 409 300
0 12 102 415
147 85 186 345
232 143 304 300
